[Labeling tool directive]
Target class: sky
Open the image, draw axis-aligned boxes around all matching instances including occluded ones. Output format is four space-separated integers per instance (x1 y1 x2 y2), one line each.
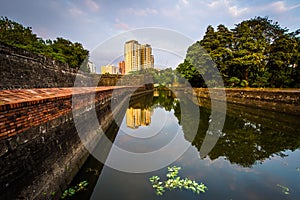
1 0 300 71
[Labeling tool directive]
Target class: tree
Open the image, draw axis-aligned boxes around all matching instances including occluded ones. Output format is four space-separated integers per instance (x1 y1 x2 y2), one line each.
178 37 225 87
268 35 298 87
176 59 205 87
230 17 288 87
198 24 235 86
0 16 38 46
200 25 218 52
51 38 89 69
0 16 90 72
293 38 300 87
177 16 299 88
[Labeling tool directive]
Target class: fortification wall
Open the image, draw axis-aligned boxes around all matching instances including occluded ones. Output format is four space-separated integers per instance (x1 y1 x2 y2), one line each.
0 87 136 199
0 43 153 89
193 88 300 115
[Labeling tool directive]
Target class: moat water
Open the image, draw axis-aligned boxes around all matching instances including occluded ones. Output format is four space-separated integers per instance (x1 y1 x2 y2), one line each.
67 90 300 200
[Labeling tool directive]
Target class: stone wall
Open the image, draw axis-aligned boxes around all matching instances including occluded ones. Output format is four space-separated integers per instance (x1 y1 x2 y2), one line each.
0 43 79 89
0 87 142 199
0 43 153 89
193 88 300 116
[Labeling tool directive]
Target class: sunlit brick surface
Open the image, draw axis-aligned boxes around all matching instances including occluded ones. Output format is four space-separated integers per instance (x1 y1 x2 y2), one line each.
0 86 131 139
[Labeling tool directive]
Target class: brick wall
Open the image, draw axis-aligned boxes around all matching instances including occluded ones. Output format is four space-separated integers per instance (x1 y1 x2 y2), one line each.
0 86 139 199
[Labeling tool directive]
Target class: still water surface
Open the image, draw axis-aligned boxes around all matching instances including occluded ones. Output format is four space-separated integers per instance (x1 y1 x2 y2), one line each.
69 90 300 200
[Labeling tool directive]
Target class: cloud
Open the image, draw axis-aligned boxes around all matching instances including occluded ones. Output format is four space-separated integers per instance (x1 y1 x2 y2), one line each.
181 0 189 6
125 7 158 16
207 0 248 17
161 0 249 24
67 0 100 17
161 2 183 20
68 7 84 16
205 0 300 19
85 0 100 12
2 0 300 55
228 5 248 17
115 18 129 30
268 1 300 13
175 0 190 10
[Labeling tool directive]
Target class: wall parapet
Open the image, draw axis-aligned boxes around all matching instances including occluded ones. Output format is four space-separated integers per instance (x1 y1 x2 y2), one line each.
193 88 300 115
0 86 132 140
0 43 154 89
0 86 143 199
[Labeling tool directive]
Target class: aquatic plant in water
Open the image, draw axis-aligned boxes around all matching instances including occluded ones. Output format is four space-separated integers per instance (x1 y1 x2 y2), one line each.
149 166 207 196
277 184 290 195
61 180 88 199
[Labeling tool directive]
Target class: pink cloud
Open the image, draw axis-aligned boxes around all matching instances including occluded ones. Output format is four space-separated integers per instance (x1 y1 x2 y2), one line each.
269 1 300 13
85 0 100 12
125 8 158 16
115 18 129 30
69 7 84 16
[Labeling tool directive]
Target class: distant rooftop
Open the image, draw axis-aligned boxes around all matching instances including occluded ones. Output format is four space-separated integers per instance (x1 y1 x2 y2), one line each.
125 40 139 43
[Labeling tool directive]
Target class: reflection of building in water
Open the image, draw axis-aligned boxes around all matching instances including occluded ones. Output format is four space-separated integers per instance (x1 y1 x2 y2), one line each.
126 107 152 129
153 90 159 97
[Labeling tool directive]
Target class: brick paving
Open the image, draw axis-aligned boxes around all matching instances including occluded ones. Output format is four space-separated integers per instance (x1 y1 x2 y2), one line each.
0 86 126 106
0 86 131 139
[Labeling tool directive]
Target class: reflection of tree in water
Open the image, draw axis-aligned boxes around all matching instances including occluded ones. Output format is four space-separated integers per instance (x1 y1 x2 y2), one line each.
177 95 300 167
208 118 300 167
130 90 300 167
129 91 154 109
130 90 180 112
127 90 180 129
152 90 179 112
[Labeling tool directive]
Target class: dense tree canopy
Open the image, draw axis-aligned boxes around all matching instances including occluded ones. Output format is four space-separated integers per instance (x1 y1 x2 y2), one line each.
177 16 300 88
129 68 176 87
0 16 90 72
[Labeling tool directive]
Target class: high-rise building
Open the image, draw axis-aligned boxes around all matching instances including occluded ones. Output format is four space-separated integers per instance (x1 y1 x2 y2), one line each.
118 61 125 74
87 61 96 73
141 109 151 126
141 44 154 69
100 64 119 74
126 107 152 129
124 40 141 74
150 55 154 68
124 40 154 74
